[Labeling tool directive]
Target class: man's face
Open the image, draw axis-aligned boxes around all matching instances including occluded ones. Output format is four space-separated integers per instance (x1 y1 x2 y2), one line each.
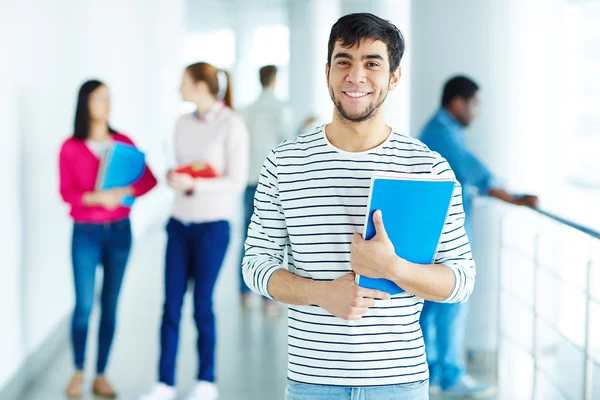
326 39 399 123
456 92 480 127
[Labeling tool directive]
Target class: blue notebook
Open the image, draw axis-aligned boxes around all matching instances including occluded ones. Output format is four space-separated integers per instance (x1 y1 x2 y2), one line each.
96 142 146 207
355 173 456 295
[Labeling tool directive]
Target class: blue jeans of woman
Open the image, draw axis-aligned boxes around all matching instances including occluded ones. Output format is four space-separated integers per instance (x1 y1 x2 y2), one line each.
158 218 230 386
71 218 132 374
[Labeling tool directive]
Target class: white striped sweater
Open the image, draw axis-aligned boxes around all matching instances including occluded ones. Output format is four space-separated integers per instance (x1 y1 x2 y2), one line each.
242 126 476 387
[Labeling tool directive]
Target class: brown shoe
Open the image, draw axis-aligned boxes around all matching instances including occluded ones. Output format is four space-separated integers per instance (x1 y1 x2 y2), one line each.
92 375 117 398
65 371 84 398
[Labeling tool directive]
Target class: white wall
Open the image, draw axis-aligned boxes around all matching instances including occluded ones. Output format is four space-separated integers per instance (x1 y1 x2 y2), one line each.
0 2 26 389
0 0 185 391
288 0 342 128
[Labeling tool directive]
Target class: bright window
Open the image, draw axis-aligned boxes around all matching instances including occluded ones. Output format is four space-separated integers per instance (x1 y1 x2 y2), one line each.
563 2 600 188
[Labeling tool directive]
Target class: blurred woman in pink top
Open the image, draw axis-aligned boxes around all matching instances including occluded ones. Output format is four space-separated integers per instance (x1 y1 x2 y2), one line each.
59 80 157 398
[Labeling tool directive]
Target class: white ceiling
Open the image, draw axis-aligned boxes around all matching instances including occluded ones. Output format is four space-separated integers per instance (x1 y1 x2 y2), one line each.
187 0 289 32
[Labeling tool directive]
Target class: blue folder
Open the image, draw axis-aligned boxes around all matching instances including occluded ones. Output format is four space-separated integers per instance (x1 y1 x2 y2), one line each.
355 174 456 295
96 142 146 207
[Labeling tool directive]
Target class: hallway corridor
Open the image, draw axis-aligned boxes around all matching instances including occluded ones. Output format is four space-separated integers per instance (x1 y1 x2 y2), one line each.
20 224 288 400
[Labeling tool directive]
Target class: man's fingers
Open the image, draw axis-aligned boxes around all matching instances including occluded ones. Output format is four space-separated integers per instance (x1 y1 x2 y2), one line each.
354 297 376 308
372 210 388 238
348 307 370 319
346 314 363 321
341 272 356 281
360 288 390 300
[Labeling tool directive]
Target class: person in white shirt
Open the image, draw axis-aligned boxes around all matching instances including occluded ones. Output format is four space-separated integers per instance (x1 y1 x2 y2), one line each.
239 65 289 314
140 62 248 400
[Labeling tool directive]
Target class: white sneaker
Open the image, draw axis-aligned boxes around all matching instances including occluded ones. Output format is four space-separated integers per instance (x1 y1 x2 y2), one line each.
185 380 218 400
139 383 177 400
442 375 496 398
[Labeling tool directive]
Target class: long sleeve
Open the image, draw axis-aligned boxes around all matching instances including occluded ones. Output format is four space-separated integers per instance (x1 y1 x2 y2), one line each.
242 151 288 299
131 165 157 197
191 115 249 195
429 131 499 193
59 142 85 207
431 155 476 303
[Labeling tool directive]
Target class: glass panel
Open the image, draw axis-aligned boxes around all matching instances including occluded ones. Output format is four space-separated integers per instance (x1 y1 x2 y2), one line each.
591 261 600 302
498 337 534 400
536 318 585 397
593 361 600 400
537 269 587 348
501 249 535 307
500 295 534 353
501 211 537 259
538 220 589 291
535 370 568 400
589 300 600 364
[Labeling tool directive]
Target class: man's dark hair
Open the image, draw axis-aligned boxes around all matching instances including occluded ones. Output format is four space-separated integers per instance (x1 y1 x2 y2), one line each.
259 65 278 87
442 76 479 107
327 13 405 74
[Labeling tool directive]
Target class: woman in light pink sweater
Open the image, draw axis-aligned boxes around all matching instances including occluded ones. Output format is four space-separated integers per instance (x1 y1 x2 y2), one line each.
140 63 248 400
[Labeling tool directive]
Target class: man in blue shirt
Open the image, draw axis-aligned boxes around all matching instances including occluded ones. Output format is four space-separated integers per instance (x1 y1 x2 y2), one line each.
419 76 538 396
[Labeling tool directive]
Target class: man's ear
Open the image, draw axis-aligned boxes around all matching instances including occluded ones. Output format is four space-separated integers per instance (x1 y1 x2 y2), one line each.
389 67 401 91
325 63 330 84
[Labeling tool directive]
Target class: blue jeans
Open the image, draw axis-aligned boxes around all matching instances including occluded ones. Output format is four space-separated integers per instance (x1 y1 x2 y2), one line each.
419 301 469 389
285 380 429 400
71 218 132 374
159 218 230 386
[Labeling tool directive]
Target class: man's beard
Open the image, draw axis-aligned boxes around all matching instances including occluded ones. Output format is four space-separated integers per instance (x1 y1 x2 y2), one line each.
329 86 388 123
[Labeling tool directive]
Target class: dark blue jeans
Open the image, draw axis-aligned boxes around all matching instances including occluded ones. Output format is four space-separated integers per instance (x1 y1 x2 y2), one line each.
71 218 132 374
159 218 230 386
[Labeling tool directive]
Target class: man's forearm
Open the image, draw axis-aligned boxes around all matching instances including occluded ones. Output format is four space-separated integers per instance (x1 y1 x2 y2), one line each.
388 258 456 301
268 269 325 306
488 188 517 204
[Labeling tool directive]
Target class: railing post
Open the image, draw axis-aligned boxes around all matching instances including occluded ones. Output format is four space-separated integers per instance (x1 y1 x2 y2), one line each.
583 239 594 400
531 231 540 400
496 215 504 398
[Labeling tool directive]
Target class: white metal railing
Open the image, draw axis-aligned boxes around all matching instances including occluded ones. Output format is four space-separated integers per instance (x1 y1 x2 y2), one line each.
496 205 599 400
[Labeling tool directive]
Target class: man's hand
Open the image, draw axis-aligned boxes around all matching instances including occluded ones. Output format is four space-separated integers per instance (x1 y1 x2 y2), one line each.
515 194 539 208
350 210 400 280
316 273 390 320
166 171 194 193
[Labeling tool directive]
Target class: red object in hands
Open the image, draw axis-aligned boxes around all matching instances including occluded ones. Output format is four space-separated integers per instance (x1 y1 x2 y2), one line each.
173 161 218 178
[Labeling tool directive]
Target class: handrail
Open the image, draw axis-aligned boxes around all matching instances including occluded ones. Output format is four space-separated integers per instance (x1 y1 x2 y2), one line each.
529 207 600 241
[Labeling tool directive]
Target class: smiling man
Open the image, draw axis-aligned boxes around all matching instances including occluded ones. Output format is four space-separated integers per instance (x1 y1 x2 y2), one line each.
243 13 476 400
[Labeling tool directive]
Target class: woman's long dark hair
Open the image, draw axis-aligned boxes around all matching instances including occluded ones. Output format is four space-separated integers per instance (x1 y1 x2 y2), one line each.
73 80 116 139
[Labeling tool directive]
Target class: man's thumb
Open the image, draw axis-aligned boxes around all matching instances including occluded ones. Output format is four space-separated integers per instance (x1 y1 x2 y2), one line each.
373 210 387 237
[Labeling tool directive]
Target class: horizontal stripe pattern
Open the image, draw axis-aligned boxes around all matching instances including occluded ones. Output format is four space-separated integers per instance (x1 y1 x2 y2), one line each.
242 126 476 386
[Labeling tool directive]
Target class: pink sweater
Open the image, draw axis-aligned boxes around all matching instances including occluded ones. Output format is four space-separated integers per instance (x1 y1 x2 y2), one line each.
170 107 249 223
59 132 157 222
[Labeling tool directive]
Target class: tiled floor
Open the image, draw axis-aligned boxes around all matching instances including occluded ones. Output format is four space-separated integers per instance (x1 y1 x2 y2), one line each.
20 220 500 400
20 223 289 400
